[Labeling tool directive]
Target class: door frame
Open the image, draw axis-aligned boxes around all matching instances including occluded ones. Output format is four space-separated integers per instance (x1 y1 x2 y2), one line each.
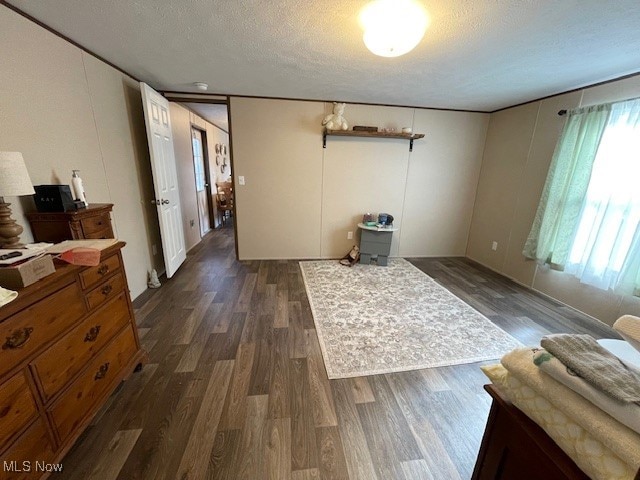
199 128 216 232
190 126 215 235
165 95 238 260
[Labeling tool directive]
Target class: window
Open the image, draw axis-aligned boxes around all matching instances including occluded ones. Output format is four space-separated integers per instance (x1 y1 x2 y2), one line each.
524 98 640 296
564 100 640 290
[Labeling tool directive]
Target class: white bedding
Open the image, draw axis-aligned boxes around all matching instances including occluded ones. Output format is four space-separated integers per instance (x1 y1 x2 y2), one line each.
482 348 640 480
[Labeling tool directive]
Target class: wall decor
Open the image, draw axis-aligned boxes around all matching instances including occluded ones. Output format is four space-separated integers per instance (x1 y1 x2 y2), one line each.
223 144 227 155
215 155 220 166
215 143 220 154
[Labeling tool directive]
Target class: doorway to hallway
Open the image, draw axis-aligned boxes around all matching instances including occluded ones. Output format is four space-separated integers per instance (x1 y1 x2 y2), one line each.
191 127 213 237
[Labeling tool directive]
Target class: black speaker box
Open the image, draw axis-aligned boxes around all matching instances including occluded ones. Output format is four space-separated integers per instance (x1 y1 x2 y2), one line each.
34 185 77 212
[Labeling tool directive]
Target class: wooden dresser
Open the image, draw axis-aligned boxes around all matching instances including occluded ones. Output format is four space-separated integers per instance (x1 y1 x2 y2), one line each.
26 204 114 244
0 242 145 479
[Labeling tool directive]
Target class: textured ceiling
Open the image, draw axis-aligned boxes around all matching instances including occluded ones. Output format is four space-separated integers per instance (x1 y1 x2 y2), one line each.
184 103 229 131
7 0 640 111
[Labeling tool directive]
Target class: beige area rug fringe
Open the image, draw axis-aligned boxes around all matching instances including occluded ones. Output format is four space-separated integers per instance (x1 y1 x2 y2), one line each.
300 258 522 379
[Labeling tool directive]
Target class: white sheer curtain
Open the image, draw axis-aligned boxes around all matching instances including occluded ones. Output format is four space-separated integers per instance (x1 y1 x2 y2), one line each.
564 98 640 291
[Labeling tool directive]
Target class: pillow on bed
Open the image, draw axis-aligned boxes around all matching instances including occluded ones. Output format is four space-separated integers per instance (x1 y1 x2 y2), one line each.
613 315 640 353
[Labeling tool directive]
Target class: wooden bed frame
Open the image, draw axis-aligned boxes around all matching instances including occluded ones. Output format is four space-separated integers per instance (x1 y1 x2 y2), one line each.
472 384 640 480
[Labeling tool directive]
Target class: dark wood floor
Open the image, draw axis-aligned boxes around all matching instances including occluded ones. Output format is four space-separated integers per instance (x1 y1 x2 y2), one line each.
58 226 615 479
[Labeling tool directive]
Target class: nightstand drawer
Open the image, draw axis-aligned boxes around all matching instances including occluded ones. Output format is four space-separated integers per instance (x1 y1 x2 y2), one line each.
83 226 113 240
49 327 137 442
80 213 111 235
0 371 37 452
85 273 124 311
32 292 130 401
360 241 392 255
360 230 394 244
79 254 121 290
0 283 85 378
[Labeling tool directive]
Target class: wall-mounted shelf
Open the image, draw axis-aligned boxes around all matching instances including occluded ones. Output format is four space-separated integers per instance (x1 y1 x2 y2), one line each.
323 129 425 152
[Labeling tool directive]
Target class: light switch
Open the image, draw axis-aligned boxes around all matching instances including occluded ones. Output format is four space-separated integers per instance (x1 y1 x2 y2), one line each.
238 176 245 185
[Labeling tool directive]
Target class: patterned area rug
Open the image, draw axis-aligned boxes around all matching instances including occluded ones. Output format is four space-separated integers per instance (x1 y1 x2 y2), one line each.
299 258 522 379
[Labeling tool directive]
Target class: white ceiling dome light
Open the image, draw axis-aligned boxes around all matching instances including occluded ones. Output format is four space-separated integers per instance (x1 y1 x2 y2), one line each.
193 82 209 91
359 0 430 58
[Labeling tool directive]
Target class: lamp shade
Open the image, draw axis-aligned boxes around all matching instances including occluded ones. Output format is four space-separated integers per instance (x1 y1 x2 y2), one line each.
0 152 35 197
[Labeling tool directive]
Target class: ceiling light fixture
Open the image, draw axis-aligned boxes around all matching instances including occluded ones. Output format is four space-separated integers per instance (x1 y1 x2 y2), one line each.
193 82 209 91
359 0 429 58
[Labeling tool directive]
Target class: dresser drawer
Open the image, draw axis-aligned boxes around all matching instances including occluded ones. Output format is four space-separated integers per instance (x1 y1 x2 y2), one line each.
0 284 85 378
0 371 37 452
80 213 111 235
49 327 136 442
79 254 121 290
83 226 113 240
85 273 125 311
1 419 56 480
32 293 131 401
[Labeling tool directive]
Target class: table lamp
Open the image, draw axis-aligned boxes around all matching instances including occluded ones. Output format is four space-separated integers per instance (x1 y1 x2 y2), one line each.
0 152 35 248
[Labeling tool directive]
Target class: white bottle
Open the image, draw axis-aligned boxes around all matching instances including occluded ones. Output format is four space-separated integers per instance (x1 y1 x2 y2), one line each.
71 170 88 207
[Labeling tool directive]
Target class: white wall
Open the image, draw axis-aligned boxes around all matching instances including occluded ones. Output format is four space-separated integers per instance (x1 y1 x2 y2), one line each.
207 122 231 185
0 6 161 299
230 97 488 260
231 98 325 259
467 73 640 325
169 103 201 250
170 103 230 244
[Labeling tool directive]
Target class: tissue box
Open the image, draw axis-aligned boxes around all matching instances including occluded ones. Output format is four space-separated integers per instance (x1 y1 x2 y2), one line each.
0 255 55 289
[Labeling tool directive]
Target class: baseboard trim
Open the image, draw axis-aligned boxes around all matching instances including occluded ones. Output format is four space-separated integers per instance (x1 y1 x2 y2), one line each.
464 256 610 328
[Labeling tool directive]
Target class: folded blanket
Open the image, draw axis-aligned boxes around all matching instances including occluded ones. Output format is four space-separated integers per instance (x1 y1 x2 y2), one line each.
614 315 640 353
0 286 18 307
541 334 640 403
483 363 636 480
501 347 640 469
533 348 640 435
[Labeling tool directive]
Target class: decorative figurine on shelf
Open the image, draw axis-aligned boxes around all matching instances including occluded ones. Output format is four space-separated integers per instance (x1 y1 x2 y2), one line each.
322 102 349 131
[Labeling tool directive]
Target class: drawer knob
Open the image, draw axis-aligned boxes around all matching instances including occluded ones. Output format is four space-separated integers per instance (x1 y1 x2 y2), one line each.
101 284 113 296
84 325 102 342
97 264 109 275
94 362 110 380
2 327 34 350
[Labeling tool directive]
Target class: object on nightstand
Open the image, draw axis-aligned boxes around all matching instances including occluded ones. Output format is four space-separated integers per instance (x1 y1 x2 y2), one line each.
378 213 394 227
0 151 35 248
71 170 88 207
34 185 77 212
362 212 377 225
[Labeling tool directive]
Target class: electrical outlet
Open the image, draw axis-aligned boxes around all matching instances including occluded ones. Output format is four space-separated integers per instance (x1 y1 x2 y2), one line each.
152 244 157 255
190 219 195 227
492 241 498 251
347 231 353 240
238 176 245 185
